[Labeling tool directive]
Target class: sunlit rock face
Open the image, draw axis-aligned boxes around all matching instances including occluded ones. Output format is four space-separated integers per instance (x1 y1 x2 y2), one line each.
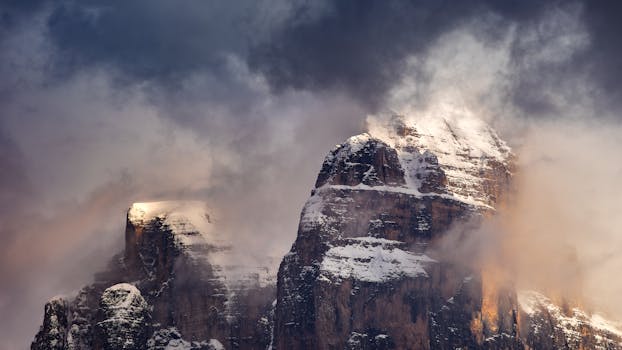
32 201 275 350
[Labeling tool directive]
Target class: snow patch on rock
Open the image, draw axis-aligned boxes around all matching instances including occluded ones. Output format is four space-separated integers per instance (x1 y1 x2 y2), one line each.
319 238 435 283
299 191 329 231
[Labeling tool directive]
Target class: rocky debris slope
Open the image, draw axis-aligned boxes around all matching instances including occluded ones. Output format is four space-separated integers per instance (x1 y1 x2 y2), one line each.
32 201 275 350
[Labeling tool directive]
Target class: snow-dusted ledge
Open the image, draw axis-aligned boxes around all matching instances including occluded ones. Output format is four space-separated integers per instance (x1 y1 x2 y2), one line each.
319 237 436 283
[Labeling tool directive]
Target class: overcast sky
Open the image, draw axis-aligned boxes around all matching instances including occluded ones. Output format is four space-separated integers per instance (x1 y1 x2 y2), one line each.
2 1 622 348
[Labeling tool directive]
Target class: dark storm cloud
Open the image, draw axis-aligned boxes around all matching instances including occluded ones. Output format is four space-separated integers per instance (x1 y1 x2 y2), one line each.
45 0 249 80
470 1 622 119
248 0 622 115
0 0 47 27
0 0 549 104
579 1 622 110
6 0 620 115
248 0 551 108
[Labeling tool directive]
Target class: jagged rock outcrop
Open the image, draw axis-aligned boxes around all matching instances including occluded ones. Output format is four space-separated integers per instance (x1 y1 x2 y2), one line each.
32 297 70 350
32 201 275 350
94 284 150 350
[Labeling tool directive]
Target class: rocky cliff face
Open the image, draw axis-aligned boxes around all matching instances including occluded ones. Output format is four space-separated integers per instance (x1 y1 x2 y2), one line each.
273 115 515 350
272 114 622 350
33 114 622 350
33 201 275 350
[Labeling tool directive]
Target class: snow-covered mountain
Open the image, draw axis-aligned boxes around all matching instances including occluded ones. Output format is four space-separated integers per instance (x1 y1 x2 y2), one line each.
274 114 514 349
32 114 622 349
273 114 622 349
33 201 275 350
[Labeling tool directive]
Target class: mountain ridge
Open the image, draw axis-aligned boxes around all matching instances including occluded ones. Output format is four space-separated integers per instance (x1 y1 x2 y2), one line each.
32 114 622 349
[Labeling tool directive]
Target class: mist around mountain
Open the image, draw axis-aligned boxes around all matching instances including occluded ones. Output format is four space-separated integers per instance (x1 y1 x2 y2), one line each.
31 113 622 349
3 1 622 349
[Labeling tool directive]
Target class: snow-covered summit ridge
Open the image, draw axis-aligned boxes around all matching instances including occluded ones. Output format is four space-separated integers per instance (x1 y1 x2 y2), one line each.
319 110 512 207
325 133 376 162
371 112 512 206
368 112 510 164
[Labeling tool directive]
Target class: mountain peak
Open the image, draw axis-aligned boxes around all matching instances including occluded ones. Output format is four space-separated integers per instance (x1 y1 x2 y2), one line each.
275 112 517 349
372 114 512 206
315 113 512 208
128 200 212 233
